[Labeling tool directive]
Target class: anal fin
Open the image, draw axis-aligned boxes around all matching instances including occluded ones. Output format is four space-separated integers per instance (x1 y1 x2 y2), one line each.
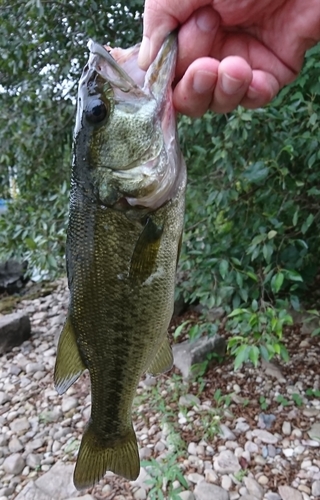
147 337 173 376
54 316 86 395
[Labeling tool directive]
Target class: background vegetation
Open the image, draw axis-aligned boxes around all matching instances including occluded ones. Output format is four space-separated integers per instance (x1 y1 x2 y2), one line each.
1 1 320 365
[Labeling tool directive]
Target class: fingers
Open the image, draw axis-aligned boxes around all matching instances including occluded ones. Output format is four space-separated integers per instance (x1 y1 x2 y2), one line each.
176 7 220 78
173 58 219 117
173 56 253 116
241 70 280 109
139 0 211 69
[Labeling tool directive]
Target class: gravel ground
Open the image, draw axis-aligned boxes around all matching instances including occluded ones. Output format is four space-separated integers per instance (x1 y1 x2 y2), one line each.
0 279 320 500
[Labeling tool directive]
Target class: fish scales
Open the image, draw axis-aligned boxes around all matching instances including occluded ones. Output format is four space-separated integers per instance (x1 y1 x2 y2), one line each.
54 32 186 489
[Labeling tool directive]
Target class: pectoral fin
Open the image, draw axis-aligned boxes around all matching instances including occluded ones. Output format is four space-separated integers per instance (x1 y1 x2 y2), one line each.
147 337 173 376
54 316 86 395
129 217 163 283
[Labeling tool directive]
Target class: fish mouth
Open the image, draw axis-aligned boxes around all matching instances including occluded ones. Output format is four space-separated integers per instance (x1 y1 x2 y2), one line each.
76 33 182 210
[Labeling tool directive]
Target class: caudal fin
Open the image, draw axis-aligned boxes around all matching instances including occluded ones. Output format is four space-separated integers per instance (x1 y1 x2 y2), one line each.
74 423 140 490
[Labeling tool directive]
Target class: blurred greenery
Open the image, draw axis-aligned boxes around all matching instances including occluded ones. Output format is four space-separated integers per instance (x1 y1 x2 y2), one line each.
1 1 320 364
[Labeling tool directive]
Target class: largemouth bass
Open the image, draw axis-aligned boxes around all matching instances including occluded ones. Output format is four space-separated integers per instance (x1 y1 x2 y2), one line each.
54 32 186 489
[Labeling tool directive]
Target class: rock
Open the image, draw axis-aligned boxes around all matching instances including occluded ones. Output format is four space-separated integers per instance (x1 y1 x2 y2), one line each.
278 486 302 500
214 450 241 474
173 335 226 380
244 477 264 499
9 416 30 434
252 429 278 444
66 496 95 500
26 453 42 469
219 424 236 441
312 480 320 497
61 397 79 413
194 482 229 500
15 481 50 500
221 475 232 491
179 394 201 407
261 359 285 383
264 493 281 500
133 488 147 500
3 453 25 474
307 423 320 441
0 391 10 404
258 475 269 486
188 473 205 484
8 437 23 453
35 461 77 498
239 496 261 500
282 422 291 436
0 259 28 294
179 492 195 500
0 312 31 353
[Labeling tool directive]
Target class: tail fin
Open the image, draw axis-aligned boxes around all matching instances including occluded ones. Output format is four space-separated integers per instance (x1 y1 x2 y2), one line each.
74 423 140 490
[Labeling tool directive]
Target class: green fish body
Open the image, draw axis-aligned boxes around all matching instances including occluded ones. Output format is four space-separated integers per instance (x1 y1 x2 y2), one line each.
54 33 186 489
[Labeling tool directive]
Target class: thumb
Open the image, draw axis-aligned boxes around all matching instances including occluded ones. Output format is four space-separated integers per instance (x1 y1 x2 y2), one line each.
138 0 210 69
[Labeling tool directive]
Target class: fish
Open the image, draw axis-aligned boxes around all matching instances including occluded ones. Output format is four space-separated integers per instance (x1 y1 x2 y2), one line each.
54 32 186 490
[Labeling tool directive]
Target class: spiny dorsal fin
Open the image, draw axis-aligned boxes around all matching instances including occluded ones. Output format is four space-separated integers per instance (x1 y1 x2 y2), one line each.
147 337 173 376
54 316 86 395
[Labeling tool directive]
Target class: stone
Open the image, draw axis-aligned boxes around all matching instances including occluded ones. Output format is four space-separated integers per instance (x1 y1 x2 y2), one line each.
258 475 269 486
133 488 147 500
278 486 302 500
179 492 195 500
0 312 31 353
8 437 23 453
9 417 30 434
239 496 262 500
66 496 95 500
312 480 320 497
282 422 291 436
15 481 49 500
261 359 285 383
0 391 10 405
264 493 281 500
244 477 264 500
252 429 278 444
194 482 229 500
61 397 78 413
308 423 320 441
179 394 201 407
26 453 42 469
219 424 236 441
188 473 204 484
214 450 241 474
3 453 25 474
173 335 226 380
221 475 232 490
35 461 77 498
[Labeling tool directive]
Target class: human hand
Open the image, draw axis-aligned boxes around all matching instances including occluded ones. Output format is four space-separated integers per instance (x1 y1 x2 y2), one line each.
139 0 320 116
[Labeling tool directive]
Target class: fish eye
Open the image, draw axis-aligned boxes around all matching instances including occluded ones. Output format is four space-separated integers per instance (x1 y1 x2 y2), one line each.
85 99 108 124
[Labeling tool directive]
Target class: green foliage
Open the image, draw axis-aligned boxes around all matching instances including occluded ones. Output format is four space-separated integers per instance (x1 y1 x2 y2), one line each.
0 0 144 277
141 454 188 500
177 44 320 365
227 305 292 369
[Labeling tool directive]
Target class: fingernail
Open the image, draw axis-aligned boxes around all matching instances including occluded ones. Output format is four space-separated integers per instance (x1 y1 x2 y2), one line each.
138 36 150 69
221 74 243 94
247 85 260 100
193 71 216 94
196 10 218 32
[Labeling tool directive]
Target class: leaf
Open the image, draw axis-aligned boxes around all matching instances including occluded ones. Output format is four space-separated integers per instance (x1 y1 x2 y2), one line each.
267 230 277 239
234 345 250 370
301 213 314 234
249 346 260 367
228 308 248 318
219 259 229 279
271 272 284 293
